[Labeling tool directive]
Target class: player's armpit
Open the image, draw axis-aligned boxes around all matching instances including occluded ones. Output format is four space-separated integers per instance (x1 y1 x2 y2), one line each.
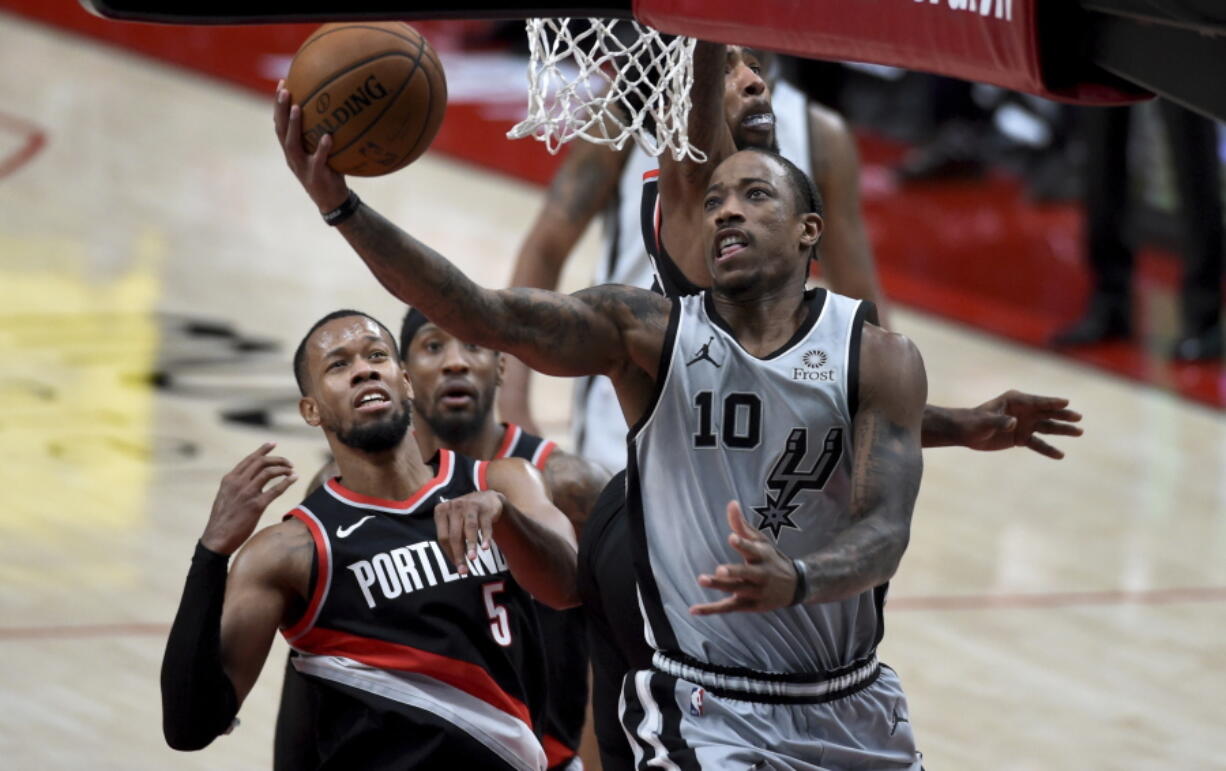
543 448 614 536
218 520 313 705
486 458 580 609
798 327 926 604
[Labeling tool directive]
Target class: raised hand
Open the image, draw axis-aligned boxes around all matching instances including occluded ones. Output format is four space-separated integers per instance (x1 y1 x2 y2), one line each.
960 390 1084 459
272 80 350 213
691 501 799 616
200 443 298 555
434 491 506 575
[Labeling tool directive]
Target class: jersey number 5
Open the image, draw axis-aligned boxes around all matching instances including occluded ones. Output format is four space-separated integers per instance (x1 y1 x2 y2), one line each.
483 581 512 647
693 391 761 449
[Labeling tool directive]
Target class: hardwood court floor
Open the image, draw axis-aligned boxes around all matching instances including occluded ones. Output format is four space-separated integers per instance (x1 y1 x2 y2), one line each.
1 14 1224 771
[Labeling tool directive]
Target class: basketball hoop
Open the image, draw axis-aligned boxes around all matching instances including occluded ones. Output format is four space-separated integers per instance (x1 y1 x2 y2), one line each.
507 18 705 162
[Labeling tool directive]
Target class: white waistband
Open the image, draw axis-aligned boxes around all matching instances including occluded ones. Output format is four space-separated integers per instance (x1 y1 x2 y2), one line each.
652 650 880 702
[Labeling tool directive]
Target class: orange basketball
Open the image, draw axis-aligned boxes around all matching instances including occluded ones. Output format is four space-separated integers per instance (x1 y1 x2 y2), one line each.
285 22 447 177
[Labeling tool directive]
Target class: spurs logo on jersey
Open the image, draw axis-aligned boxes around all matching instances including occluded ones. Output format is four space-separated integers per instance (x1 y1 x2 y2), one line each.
629 288 885 675
752 426 844 540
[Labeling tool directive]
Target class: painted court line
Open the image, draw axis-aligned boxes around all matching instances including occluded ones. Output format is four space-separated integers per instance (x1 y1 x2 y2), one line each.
2 587 1225 641
889 586 1226 612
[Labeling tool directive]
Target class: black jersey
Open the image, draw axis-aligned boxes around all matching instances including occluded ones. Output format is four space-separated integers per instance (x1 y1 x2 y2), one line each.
281 450 549 771
640 168 704 299
496 424 588 771
494 422 557 469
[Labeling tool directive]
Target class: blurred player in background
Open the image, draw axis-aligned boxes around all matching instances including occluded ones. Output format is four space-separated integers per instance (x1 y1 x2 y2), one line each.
162 310 578 770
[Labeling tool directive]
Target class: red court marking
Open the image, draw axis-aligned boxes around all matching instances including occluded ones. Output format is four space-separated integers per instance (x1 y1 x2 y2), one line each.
2 586 1225 641
0 622 167 641
890 586 1226 612
0 112 46 179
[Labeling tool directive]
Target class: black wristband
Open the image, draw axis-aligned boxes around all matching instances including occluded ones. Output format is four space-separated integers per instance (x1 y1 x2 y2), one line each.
790 558 808 606
322 190 361 226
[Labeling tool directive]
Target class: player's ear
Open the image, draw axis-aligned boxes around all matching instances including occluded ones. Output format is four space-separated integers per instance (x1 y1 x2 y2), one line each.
800 212 823 251
299 395 321 427
495 352 506 386
402 369 414 401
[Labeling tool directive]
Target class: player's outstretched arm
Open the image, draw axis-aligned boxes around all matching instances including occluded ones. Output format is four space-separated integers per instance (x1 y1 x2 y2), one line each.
273 83 669 384
920 391 1084 458
161 444 306 750
660 42 736 195
501 139 631 431
434 458 580 609
657 42 737 263
691 328 925 615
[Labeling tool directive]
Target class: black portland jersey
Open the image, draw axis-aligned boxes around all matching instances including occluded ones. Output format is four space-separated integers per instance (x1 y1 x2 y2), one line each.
282 449 548 771
494 422 557 470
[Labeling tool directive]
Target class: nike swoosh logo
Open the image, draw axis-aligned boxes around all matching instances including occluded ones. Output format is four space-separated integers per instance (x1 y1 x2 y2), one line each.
336 515 375 539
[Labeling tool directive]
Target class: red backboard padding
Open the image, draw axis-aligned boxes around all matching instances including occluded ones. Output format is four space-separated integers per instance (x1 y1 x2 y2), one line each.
635 0 1145 104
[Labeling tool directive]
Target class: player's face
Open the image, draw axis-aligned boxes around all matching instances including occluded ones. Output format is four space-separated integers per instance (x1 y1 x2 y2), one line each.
724 47 777 151
403 323 502 445
300 316 413 452
703 152 818 295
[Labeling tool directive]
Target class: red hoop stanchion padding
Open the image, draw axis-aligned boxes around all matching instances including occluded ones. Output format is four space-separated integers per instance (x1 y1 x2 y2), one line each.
635 0 1146 104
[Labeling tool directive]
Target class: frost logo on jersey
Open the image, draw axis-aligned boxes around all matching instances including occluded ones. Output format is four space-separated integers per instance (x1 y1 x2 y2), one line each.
752 426 844 540
685 336 722 368
794 348 836 381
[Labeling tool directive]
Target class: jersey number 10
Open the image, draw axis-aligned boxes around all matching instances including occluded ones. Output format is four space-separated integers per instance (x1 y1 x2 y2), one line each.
693 391 761 449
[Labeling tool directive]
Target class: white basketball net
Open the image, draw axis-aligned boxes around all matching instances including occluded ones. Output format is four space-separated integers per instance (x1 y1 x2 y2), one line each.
507 18 705 162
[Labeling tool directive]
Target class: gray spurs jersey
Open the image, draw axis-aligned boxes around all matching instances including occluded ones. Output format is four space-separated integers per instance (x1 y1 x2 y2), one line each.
628 288 882 674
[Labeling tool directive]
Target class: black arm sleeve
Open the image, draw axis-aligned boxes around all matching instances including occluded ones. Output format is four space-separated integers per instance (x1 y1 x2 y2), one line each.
160 541 239 751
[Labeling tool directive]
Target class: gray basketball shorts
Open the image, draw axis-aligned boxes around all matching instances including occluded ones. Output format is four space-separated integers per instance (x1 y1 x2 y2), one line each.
617 656 921 770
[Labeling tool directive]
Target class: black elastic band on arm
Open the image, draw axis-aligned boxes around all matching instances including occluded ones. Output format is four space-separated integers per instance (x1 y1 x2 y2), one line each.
322 190 362 227
160 541 239 751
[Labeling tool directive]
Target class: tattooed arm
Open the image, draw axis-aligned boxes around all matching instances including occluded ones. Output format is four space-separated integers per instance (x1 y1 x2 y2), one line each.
798 325 926 602
501 139 631 431
273 83 671 388
691 325 926 615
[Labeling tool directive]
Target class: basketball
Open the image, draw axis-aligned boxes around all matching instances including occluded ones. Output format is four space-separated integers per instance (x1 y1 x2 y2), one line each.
285 22 447 177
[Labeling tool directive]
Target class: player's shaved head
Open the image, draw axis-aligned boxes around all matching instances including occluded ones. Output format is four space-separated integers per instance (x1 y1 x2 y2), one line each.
294 310 397 395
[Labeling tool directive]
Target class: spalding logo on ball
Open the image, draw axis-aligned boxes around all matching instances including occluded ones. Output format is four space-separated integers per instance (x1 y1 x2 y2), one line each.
286 22 447 177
